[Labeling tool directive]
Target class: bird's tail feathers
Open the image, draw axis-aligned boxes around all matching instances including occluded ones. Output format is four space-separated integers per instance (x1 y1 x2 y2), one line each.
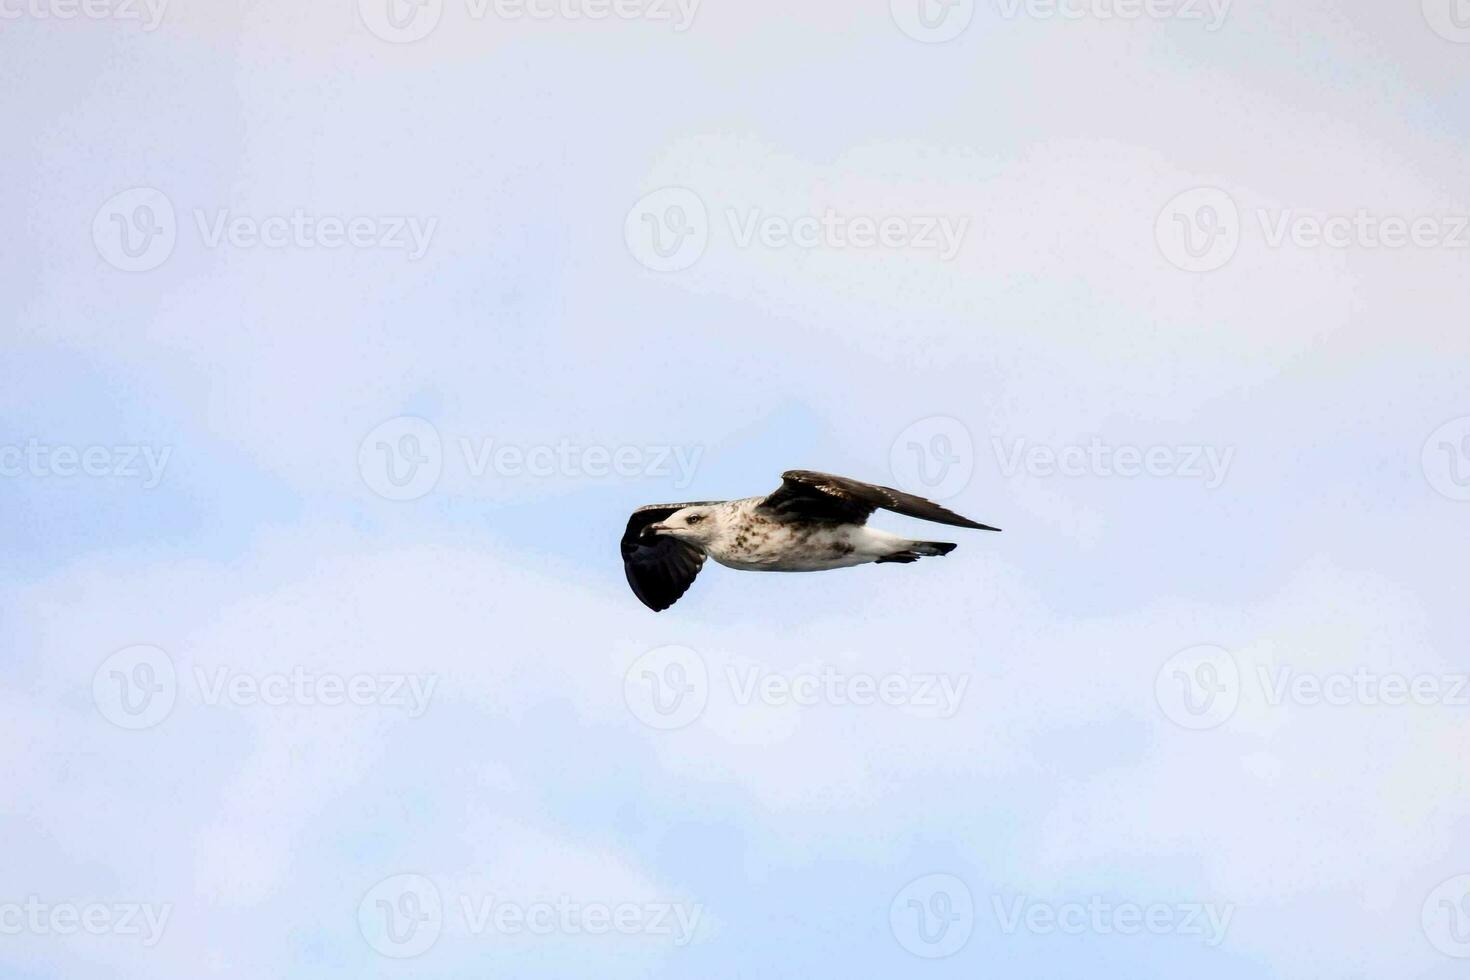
875 541 956 564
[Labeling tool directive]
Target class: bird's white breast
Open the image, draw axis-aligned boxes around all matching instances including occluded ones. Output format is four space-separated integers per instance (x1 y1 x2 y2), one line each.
706 509 904 572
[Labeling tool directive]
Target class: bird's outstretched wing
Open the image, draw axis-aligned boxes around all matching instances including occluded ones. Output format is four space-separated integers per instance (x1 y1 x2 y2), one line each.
758 470 1001 531
621 503 719 612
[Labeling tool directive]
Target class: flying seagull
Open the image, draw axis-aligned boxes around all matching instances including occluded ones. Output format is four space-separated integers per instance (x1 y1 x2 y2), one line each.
621 469 1000 611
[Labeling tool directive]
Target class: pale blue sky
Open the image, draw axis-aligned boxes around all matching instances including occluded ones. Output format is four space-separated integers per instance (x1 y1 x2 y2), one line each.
4 1 1470 977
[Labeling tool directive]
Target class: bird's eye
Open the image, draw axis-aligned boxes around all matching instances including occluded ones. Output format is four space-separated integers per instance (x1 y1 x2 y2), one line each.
686 514 703 525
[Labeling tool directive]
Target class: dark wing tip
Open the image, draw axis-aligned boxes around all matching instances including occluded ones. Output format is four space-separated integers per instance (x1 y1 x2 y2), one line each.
942 517 1001 531
623 552 697 612
780 470 1001 530
623 505 709 611
633 591 672 613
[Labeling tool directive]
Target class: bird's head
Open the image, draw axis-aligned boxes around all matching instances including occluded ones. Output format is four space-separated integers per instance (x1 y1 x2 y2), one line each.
642 505 720 547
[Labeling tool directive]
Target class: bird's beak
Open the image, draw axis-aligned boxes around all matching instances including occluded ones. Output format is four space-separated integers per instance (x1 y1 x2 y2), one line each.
641 523 670 539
